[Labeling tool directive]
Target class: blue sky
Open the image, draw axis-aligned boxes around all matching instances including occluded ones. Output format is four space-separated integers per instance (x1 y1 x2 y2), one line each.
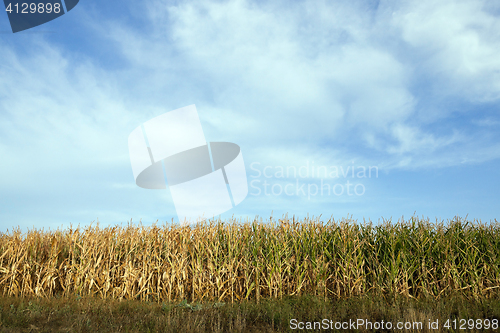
1 0 499 232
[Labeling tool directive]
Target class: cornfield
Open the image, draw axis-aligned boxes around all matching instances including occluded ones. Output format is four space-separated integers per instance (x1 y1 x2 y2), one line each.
0 216 499 303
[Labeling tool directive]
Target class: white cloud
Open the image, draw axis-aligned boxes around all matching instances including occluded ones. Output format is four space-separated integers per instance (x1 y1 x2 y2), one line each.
0 40 140 193
386 123 461 155
1 0 500 231
125 0 418 150
392 0 500 102
472 117 500 127
2 0 499 174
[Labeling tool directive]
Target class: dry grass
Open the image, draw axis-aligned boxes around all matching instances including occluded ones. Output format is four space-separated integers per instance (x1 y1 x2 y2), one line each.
0 215 499 303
